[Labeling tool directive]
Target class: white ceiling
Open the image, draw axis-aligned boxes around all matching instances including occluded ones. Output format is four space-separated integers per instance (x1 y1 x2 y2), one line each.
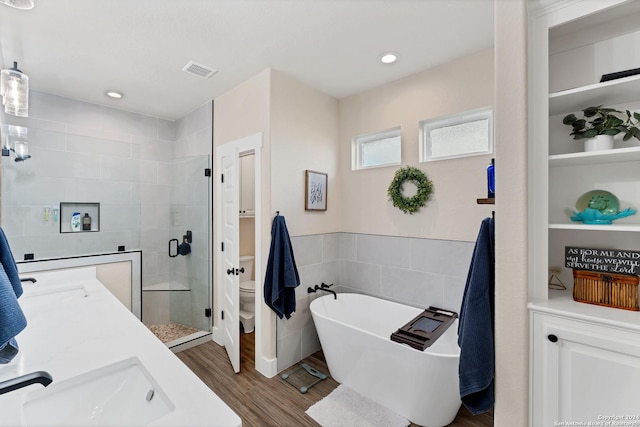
0 0 494 121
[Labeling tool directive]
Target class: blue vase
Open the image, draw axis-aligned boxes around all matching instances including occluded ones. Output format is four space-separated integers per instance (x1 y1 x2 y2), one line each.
487 159 495 198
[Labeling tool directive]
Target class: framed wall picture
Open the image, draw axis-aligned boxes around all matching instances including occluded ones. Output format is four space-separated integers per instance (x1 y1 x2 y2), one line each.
305 170 327 211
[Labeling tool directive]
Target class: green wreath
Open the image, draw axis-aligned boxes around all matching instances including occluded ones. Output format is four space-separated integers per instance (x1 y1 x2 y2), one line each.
387 166 433 214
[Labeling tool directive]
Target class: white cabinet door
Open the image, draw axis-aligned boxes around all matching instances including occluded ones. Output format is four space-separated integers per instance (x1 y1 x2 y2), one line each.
239 154 255 217
532 312 640 426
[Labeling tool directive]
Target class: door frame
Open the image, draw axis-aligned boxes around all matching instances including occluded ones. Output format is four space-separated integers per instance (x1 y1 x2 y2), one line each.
212 132 276 376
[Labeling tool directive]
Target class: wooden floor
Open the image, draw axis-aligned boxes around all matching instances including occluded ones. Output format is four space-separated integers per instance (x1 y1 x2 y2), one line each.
177 333 493 427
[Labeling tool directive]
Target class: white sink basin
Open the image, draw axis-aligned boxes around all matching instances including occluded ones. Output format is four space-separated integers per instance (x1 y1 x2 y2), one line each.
21 284 90 306
21 357 174 426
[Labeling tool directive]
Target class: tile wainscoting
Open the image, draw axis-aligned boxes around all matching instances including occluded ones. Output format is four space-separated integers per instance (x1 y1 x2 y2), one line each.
277 232 474 372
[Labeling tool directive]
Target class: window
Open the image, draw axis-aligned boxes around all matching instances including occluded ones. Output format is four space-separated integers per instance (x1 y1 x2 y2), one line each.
420 107 493 162
352 126 401 170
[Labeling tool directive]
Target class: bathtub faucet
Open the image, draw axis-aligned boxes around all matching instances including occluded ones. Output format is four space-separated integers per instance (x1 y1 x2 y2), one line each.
307 283 337 299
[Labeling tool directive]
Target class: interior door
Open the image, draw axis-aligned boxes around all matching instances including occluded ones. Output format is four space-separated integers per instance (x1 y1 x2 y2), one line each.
217 143 240 373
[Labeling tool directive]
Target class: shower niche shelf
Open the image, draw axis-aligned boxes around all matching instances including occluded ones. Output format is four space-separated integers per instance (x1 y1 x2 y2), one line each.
60 202 100 233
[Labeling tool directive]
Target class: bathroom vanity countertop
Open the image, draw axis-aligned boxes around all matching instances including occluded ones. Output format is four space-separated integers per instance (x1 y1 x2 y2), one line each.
0 271 242 426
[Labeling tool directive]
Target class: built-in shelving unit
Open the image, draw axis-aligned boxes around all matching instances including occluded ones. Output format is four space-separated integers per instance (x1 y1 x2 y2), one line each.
537 0 640 307
529 2 640 423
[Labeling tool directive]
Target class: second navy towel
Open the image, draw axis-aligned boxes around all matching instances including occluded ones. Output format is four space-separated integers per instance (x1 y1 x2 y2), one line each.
458 216 495 415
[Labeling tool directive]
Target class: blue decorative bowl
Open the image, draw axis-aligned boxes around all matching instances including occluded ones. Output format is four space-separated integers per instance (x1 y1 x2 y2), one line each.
571 207 637 224
570 190 636 224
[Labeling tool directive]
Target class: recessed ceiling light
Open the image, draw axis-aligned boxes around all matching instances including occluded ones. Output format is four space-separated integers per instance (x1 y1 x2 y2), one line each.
106 91 123 99
380 52 399 64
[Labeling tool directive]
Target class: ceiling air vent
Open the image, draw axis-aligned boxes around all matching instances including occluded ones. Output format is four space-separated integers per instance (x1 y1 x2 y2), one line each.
182 61 217 79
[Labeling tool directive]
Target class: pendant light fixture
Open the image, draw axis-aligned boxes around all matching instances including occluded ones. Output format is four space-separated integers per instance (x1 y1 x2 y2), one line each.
0 61 29 117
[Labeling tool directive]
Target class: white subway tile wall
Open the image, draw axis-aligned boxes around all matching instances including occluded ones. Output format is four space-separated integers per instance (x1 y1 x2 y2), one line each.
1 91 212 331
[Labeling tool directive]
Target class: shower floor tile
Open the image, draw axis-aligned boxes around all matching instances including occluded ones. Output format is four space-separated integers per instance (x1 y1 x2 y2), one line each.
147 323 200 343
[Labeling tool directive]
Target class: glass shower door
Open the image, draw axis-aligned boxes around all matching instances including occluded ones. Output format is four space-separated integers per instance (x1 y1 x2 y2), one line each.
143 154 211 346
167 155 211 335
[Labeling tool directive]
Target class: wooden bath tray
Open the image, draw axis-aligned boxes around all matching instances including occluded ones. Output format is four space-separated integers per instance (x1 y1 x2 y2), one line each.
390 306 458 351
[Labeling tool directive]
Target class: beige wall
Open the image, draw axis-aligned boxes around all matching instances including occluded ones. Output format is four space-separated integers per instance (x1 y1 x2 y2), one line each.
214 68 340 365
494 0 528 425
338 49 495 242
270 70 340 236
213 68 271 266
214 69 274 359
214 70 271 145
96 261 132 310
213 70 271 288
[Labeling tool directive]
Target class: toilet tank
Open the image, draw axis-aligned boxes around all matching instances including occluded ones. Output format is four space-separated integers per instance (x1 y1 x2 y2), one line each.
238 255 254 282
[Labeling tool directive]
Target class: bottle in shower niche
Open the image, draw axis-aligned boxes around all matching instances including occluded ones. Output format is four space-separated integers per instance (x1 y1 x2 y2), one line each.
82 213 92 231
71 212 82 232
487 158 495 198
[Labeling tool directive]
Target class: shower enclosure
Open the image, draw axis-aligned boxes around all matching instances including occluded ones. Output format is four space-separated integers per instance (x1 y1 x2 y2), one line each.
142 154 212 346
0 93 215 351
0 119 212 348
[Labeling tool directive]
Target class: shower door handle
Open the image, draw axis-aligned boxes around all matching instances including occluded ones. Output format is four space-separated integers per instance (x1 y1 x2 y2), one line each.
168 239 179 258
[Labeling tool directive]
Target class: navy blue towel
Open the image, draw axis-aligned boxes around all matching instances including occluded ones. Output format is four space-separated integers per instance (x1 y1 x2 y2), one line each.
0 228 22 298
263 215 300 319
458 217 495 415
0 229 27 364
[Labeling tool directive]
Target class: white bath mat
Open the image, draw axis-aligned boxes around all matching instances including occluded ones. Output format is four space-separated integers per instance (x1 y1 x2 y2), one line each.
306 384 409 427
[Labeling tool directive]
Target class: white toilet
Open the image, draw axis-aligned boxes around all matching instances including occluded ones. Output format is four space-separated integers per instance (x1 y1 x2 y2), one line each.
238 255 256 333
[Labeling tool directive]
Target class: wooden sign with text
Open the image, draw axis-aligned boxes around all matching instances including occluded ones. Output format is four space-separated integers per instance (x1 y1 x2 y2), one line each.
565 246 640 276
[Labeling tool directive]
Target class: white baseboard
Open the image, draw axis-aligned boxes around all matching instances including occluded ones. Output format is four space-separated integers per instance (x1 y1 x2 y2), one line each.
255 355 278 378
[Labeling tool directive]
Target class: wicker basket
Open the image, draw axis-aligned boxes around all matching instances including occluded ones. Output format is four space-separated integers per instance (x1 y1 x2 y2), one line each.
573 269 640 311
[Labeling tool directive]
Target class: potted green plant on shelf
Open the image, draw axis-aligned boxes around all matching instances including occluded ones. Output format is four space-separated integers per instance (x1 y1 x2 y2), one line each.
563 105 640 152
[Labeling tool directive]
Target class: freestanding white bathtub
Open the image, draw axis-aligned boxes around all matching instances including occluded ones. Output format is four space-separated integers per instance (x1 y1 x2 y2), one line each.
310 293 461 427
